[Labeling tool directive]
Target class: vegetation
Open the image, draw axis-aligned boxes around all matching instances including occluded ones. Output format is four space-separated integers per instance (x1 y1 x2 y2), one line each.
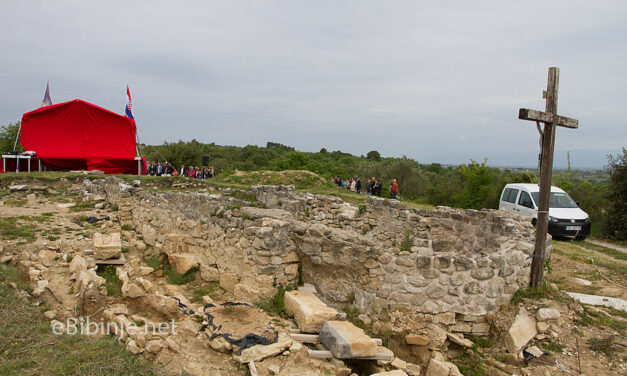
97 265 122 296
0 265 161 375
254 284 295 318
166 266 198 285
603 148 626 239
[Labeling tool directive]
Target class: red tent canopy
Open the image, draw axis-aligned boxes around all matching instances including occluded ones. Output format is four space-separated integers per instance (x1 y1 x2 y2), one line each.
18 99 145 174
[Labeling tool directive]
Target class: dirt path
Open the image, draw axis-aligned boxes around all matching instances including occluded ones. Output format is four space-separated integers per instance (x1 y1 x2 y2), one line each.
587 239 627 254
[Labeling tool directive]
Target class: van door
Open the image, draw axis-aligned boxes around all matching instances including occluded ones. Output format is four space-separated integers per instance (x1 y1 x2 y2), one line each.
516 190 536 218
500 187 520 214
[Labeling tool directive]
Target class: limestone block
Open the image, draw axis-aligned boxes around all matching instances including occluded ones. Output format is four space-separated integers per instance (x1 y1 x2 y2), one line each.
536 308 560 321
284 290 343 333
371 371 408 376
425 359 463 376
126 339 143 354
200 264 219 281
319 321 378 359
75 269 106 293
69 255 88 274
142 225 157 246
446 332 473 348
145 339 164 354
234 332 292 363
219 272 239 292
505 308 537 354
123 283 146 298
93 232 121 260
167 253 198 275
406 334 430 346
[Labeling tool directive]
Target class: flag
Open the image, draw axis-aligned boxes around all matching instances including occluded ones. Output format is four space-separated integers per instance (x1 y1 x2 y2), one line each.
125 85 134 119
41 81 52 107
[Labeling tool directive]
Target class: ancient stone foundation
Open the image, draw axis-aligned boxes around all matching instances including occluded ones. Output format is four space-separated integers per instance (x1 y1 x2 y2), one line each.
84 178 542 334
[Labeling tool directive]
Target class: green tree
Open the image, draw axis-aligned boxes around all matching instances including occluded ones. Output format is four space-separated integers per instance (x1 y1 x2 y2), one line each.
454 159 497 209
0 122 23 152
366 150 381 161
604 148 627 239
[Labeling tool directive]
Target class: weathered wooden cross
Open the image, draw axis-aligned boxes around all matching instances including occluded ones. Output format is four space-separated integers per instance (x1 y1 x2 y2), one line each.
518 67 579 288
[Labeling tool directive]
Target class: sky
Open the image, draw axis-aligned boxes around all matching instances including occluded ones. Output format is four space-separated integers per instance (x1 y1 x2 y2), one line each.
1 1 625 168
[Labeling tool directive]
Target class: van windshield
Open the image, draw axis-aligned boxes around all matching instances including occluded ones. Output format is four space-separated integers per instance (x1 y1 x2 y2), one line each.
531 192 578 208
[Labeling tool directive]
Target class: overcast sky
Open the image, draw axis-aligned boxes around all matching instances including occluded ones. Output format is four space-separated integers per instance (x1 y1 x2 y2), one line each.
1 1 625 168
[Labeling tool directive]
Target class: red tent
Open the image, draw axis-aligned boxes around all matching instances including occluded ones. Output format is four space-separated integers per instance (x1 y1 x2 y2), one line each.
15 99 146 174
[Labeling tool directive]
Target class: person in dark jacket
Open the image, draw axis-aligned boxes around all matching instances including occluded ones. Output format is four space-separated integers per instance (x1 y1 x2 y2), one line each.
355 178 362 194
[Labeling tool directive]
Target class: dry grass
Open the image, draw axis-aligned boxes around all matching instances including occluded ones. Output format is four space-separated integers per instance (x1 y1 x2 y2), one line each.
0 265 162 376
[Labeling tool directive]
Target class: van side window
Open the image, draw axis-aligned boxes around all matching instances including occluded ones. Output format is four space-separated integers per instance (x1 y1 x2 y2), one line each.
503 188 519 203
518 191 534 208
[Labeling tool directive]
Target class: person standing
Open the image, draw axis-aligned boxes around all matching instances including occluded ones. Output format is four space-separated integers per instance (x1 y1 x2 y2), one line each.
365 179 372 195
355 178 362 194
390 179 399 199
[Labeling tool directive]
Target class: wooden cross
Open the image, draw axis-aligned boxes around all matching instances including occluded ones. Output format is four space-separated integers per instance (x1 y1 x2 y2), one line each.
518 67 579 288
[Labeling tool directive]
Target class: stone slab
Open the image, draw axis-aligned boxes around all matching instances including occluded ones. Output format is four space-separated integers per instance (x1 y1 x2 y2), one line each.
284 290 342 333
234 332 292 363
566 292 627 313
370 371 408 376
505 308 537 354
319 320 378 359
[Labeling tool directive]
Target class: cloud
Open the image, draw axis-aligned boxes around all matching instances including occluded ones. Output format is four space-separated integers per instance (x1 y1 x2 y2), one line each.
0 0 625 168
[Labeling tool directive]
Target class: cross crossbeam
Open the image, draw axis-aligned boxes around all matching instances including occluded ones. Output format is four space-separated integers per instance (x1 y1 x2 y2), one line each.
518 108 578 129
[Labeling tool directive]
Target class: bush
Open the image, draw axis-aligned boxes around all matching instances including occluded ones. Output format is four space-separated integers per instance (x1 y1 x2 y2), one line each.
254 284 295 318
604 148 627 239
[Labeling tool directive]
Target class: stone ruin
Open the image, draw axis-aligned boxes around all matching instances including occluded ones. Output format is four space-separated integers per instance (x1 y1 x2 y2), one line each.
83 178 540 335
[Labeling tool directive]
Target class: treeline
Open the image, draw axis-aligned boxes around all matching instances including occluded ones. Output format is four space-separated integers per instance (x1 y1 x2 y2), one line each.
0 118 622 239
141 140 538 209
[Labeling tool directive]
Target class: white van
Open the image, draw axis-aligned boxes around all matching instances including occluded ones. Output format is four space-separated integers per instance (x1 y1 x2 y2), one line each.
499 183 591 240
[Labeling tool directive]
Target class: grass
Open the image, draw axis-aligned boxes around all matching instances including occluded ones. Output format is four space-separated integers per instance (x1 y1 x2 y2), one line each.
466 334 493 349
0 265 162 375
226 204 241 211
575 306 627 334
452 350 486 376
581 241 627 261
120 225 132 231
553 240 627 276
587 336 622 358
0 217 36 243
343 306 367 331
399 229 414 252
254 284 295 318
509 285 561 305
143 254 162 271
542 339 565 354
69 202 95 212
166 266 198 285
96 265 122 296
191 282 223 302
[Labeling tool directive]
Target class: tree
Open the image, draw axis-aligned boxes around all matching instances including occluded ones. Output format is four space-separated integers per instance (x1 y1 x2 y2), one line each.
366 150 381 161
0 122 23 152
604 148 627 239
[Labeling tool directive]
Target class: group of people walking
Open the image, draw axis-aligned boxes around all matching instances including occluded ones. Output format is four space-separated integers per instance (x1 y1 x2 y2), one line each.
146 161 215 179
332 176 399 199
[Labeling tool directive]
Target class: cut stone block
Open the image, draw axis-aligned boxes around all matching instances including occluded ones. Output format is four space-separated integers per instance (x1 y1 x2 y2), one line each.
425 359 463 376
406 334 430 346
284 290 342 333
319 320 378 359
93 232 121 260
234 332 292 363
505 308 537 354
371 371 408 376
446 332 473 348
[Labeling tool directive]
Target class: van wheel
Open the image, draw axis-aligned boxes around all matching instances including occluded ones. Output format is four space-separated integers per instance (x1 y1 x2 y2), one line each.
575 234 587 241
531 219 537 227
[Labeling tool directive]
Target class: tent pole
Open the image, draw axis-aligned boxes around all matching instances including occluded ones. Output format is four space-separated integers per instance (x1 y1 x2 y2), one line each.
13 122 21 151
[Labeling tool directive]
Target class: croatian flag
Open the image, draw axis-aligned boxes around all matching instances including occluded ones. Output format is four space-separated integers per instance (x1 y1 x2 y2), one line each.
125 85 134 119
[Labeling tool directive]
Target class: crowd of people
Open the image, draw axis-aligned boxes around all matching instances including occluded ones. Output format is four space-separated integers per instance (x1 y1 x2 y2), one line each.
331 176 399 199
146 161 215 179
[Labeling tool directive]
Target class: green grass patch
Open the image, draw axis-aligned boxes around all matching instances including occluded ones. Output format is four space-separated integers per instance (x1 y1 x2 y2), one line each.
542 339 565 354
254 284 295 318
466 334 493 349
343 306 366 331
191 282 223 302
452 350 486 376
0 217 36 243
96 265 122 296
581 241 627 261
120 225 132 231
587 336 623 358
4 199 26 207
69 202 95 212
226 204 241 211
166 266 198 285
143 254 162 271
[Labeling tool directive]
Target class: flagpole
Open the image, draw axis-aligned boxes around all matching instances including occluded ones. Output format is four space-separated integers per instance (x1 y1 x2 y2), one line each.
12 122 21 152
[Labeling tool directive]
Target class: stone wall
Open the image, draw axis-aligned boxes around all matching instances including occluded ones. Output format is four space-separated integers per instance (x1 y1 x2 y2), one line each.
84 178 542 331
